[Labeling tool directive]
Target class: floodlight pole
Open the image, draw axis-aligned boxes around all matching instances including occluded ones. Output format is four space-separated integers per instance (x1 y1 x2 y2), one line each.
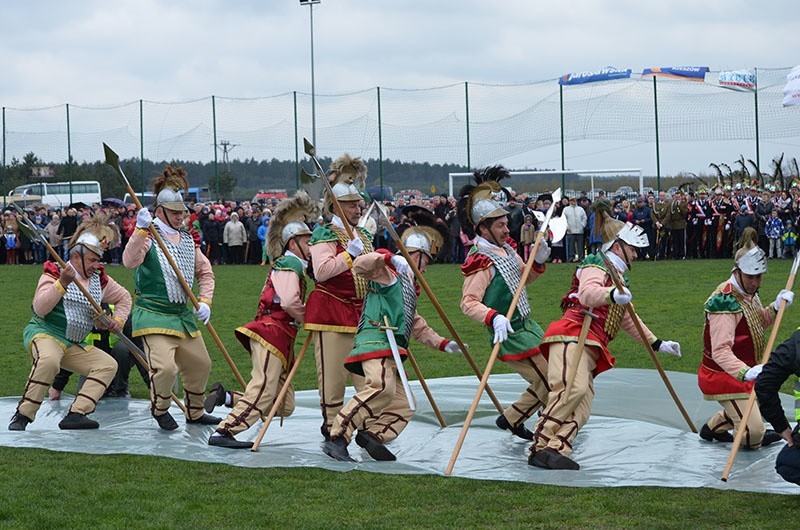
301 0 321 147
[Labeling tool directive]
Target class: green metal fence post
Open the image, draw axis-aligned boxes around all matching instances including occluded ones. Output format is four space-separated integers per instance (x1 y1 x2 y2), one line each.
66 103 73 204
653 76 661 192
377 86 383 196
754 67 760 172
140 99 145 192
294 91 299 191
212 95 219 199
465 82 471 170
2 107 5 209
560 84 565 190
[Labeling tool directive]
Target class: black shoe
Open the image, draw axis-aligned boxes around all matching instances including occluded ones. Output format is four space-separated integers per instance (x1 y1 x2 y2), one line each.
323 437 354 462
204 382 226 413
528 448 580 470
208 431 253 449
153 412 179 431
355 430 396 461
700 424 734 443
8 413 32 431
496 414 534 441
58 412 99 430
761 429 782 447
186 413 222 426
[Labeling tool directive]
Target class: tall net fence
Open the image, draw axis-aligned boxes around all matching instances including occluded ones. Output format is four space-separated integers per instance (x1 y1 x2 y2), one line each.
3 67 799 196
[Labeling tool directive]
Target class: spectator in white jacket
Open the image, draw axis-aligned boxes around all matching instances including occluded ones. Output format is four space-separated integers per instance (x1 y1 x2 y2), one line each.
223 212 247 265
563 196 587 262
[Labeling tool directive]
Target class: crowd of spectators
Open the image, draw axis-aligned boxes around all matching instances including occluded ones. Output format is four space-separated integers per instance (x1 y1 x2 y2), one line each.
3 182 799 267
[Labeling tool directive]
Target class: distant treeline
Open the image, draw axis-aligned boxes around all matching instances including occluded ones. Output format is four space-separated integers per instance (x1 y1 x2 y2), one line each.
3 152 678 201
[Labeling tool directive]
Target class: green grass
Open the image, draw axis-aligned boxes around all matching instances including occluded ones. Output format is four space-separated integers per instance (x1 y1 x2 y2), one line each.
0 259 797 528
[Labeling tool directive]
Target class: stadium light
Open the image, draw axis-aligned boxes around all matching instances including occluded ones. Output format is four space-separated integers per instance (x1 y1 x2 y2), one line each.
300 0 321 147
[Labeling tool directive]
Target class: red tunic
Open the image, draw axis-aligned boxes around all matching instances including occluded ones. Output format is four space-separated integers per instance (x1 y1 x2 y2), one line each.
697 317 755 398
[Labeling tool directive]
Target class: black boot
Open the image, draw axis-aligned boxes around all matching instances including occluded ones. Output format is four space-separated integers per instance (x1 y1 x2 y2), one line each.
8 413 32 431
496 414 533 440
204 382 227 413
761 429 782 447
58 412 99 430
699 423 734 443
323 436 354 462
186 413 222 425
528 448 580 470
355 430 396 461
153 412 178 431
208 431 253 449
320 424 331 441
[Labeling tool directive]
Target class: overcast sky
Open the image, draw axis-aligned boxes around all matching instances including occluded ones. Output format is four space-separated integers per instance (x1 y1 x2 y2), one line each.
2 0 799 176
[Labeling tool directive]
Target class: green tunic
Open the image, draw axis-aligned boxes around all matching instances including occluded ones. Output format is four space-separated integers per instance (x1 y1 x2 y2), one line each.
23 299 89 353
482 269 544 361
345 277 413 376
131 239 200 339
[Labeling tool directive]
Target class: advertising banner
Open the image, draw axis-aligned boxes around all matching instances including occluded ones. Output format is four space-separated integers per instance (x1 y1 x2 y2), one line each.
642 66 709 81
559 66 632 86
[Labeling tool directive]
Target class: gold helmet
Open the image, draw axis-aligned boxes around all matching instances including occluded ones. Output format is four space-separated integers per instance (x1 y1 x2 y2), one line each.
399 205 449 259
593 199 649 252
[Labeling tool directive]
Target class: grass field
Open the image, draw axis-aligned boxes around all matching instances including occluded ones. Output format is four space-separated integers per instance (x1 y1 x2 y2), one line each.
0 259 797 528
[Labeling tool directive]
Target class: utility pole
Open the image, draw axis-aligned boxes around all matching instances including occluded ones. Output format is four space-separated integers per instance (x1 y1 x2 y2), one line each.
218 140 239 173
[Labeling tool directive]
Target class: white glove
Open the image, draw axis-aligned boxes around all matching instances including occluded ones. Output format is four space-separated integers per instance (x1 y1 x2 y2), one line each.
444 341 465 354
610 286 632 305
534 240 551 264
136 207 152 229
346 237 364 258
492 314 514 344
390 255 411 277
773 290 794 311
658 340 682 357
744 364 763 381
194 302 211 325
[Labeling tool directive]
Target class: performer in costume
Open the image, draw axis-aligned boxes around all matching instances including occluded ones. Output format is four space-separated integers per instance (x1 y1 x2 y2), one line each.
697 227 789 448
324 210 462 461
305 154 373 439
457 166 552 442
9 214 131 431
530 199 682 470
205 192 318 448
122 166 220 431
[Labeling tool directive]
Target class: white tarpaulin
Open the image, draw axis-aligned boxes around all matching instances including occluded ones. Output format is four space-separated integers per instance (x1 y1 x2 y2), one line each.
0 369 797 494
783 65 800 107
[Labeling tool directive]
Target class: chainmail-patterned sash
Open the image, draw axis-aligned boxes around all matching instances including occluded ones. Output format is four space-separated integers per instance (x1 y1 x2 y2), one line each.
736 292 766 362
399 273 418 344
604 303 625 340
63 273 102 342
154 226 195 304
477 244 530 320
331 225 373 299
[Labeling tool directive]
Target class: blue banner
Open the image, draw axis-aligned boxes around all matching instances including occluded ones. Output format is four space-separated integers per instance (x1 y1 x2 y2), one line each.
559 67 632 86
718 69 756 91
642 66 709 81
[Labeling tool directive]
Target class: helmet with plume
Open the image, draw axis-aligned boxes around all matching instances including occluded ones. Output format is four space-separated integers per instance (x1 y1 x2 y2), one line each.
69 213 120 257
592 199 649 252
153 166 189 212
456 165 511 239
324 153 367 213
266 191 320 260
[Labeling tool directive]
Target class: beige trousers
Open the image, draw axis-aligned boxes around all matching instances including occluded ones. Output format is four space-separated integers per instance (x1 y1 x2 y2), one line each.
141 334 211 421
17 337 117 420
705 399 767 449
330 357 414 443
217 340 295 436
532 342 595 456
313 330 364 434
503 355 550 427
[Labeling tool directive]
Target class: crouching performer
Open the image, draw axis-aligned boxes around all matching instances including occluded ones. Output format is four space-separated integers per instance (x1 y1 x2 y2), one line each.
323 218 460 462
206 193 317 449
530 199 681 470
698 227 789 448
122 166 220 430
457 166 552 441
9 215 131 431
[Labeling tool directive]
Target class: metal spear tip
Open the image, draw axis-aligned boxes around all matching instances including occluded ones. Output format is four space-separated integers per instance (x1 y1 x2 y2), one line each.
548 215 568 243
300 167 320 184
303 138 316 157
103 143 120 168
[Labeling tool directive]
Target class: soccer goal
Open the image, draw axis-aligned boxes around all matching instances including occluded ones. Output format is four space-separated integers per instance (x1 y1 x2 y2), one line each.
448 168 644 201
